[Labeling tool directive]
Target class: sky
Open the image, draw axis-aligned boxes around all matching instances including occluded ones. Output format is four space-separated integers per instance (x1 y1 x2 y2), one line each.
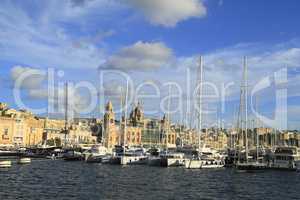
0 0 300 130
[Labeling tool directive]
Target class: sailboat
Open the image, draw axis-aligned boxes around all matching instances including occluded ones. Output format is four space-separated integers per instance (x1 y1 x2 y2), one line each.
185 56 224 169
235 57 267 171
62 83 84 161
119 81 148 165
185 56 204 169
159 86 185 167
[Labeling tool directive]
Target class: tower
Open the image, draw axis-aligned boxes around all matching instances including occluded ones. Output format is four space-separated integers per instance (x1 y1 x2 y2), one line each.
129 102 144 127
103 101 117 148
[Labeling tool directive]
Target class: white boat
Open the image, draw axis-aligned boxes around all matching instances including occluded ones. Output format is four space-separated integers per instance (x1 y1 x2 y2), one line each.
200 159 224 169
18 158 31 164
84 144 109 163
185 56 224 169
160 152 185 167
120 147 148 165
185 155 224 169
0 160 12 168
188 146 225 169
272 146 300 171
235 161 268 170
185 158 202 169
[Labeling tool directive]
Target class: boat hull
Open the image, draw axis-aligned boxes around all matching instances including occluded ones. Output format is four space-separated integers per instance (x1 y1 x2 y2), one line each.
185 159 224 169
236 162 268 171
18 158 31 164
160 157 185 167
185 159 202 169
120 156 148 165
0 160 12 168
271 160 300 171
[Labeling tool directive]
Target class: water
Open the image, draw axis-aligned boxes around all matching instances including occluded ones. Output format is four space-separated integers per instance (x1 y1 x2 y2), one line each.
0 159 300 200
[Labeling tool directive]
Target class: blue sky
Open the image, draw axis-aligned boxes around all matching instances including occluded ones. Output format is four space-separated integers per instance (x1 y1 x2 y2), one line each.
0 0 300 130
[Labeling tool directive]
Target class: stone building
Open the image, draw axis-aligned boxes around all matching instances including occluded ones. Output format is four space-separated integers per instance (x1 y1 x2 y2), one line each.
103 101 120 149
160 115 176 148
201 129 228 151
0 116 14 147
0 103 44 147
42 117 97 146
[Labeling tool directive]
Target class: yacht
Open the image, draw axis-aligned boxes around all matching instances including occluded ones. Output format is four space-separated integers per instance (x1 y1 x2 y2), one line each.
160 151 185 167
120 146 148 165
185 147 224 169
272 146 300 171
63 149 84 161
84 144 110 163
185 57 224 169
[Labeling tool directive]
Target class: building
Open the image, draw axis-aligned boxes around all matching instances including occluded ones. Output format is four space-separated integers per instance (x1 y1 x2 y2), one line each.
0 116 14 147
0 102 97 147
42 117 97 146
103 101 120 149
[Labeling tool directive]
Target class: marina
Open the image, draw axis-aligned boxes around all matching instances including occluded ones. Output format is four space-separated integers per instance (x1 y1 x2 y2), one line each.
0 0 300 199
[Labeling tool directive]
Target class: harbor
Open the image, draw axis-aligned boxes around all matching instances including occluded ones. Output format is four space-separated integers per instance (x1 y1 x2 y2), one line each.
1 0 300 199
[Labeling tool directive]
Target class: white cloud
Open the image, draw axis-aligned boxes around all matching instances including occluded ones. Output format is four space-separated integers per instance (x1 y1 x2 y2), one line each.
10 66 46 89
0 1 112 69
124 0 207 27
102 41 173 70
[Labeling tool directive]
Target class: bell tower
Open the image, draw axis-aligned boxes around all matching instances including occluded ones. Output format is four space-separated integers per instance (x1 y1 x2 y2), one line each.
103 101 117 148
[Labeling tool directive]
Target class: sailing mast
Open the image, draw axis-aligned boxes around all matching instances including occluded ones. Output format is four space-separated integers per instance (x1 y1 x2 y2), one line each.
244 56 249 163
256 96 259 162
198 56 203 152
64 82 68 147
123 81 129 155
119 87 124 146
166 85 171 154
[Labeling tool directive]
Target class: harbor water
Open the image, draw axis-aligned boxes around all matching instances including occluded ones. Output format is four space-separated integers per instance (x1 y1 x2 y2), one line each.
0 159 300 200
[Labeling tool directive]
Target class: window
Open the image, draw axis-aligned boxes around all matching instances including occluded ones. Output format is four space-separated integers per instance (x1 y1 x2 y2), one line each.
2 128 9 140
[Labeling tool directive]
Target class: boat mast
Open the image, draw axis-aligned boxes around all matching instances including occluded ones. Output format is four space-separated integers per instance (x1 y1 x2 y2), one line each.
123 81 129 155
244 56 249 163
166 85 171 153
256 96 259 162
119 87 124 146
64 82 68 147
198 56 203 151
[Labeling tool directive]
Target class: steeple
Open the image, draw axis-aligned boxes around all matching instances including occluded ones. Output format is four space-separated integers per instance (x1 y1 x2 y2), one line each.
105 101 113 113
104 101 115 127
129 101 144 127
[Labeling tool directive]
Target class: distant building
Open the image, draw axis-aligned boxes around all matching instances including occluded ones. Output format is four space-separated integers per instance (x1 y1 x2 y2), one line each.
0 102 96 147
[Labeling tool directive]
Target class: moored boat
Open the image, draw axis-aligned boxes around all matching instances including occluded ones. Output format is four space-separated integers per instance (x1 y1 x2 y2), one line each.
271 146 300 171
18 157 31 164
84 144 109 163
160 152 185 167
0 160 12 168
120 146 148 165
235 161 268 171
63 149 84 161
